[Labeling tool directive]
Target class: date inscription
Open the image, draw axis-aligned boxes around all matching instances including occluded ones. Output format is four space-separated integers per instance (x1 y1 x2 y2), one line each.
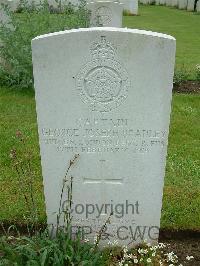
41 118 167 153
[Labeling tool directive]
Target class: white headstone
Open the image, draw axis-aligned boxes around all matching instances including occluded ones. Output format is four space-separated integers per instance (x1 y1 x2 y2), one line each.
171 0 178 6
0 3 13 28
8 0 19 11
122 0 138 15
187 0 195 10
197 0 200 11
166 0 172 5
178 0 188 9
159 0 166 5
0 6 8 25
32 27 176 247
140 0 148 4
143 0 149 3
86 1 123 27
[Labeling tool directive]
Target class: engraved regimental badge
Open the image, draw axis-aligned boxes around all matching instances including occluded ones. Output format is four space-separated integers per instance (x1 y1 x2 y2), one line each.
76 36 130 112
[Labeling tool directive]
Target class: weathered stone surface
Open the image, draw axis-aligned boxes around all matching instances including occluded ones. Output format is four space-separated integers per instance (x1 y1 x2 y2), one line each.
32 27 176 246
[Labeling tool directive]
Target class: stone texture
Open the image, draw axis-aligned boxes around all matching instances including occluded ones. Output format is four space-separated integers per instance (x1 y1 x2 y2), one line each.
32 27 176 247
86 1 123 27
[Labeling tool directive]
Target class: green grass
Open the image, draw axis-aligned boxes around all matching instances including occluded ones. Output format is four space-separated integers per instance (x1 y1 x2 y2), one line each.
0 87 46 223
0 87 199 230
161 94 200 230
123 5 200 79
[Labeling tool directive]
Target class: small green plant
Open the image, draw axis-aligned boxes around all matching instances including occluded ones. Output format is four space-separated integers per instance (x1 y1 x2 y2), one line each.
57 154 79 230
0 0 90 89
173 65 190 85
0 227 105 265
195 64 200 81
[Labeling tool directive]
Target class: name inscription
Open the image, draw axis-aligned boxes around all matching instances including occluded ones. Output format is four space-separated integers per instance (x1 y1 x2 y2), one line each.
41 118 167 153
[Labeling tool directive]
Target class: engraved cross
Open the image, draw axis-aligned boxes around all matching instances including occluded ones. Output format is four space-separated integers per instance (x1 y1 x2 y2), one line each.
83 159 124 185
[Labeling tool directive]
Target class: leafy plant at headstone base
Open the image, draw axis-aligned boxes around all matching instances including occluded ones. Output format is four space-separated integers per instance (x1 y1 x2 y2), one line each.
0 233 196 266
0 0 90 89
0 228 105 265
